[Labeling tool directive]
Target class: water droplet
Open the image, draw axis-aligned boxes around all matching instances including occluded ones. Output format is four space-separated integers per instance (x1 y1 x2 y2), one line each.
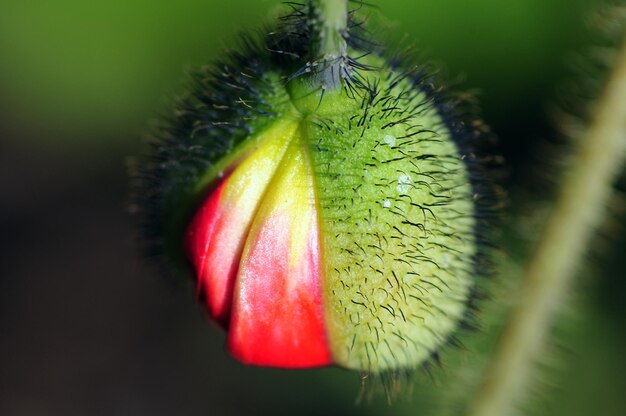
383 199 391 208
442 254 451 269
397 173 412 194
383 134 396 146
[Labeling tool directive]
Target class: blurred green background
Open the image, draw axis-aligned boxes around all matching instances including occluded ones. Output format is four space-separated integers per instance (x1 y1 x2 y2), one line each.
1 1 624 415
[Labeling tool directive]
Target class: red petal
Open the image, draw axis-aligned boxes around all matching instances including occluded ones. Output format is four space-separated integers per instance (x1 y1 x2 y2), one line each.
227 207 331 368
185 176 236 326
186 124 332 368
226 142 331 368
185 125 295 326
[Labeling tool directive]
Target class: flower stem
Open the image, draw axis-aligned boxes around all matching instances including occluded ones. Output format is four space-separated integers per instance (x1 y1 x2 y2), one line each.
311 0 349 90
314 0 348 58
467 30 626 416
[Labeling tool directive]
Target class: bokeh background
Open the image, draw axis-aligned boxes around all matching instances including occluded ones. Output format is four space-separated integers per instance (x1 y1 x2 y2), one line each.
1 0 624 415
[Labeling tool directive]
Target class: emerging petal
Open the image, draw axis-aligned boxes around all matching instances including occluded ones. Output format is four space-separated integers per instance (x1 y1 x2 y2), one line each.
186 122 332 368
228 138 331 367
185 122 296 326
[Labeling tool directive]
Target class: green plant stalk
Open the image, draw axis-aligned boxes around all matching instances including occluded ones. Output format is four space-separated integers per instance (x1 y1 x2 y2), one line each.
315 0 348 57
468 31 626 416
312 0 348 90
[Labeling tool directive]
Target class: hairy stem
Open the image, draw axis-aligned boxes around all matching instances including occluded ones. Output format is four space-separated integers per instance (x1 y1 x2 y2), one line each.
311 0 349 90
468 30 626 416
314 0 348 58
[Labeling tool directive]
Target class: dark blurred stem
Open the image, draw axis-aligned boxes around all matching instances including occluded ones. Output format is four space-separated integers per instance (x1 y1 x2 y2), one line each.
468 30 626 416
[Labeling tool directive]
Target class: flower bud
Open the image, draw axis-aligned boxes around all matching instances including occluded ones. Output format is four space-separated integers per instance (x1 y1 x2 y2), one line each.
136 1 495 374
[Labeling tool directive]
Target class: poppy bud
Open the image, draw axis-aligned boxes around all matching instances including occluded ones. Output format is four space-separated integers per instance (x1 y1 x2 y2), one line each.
136 1 495 374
